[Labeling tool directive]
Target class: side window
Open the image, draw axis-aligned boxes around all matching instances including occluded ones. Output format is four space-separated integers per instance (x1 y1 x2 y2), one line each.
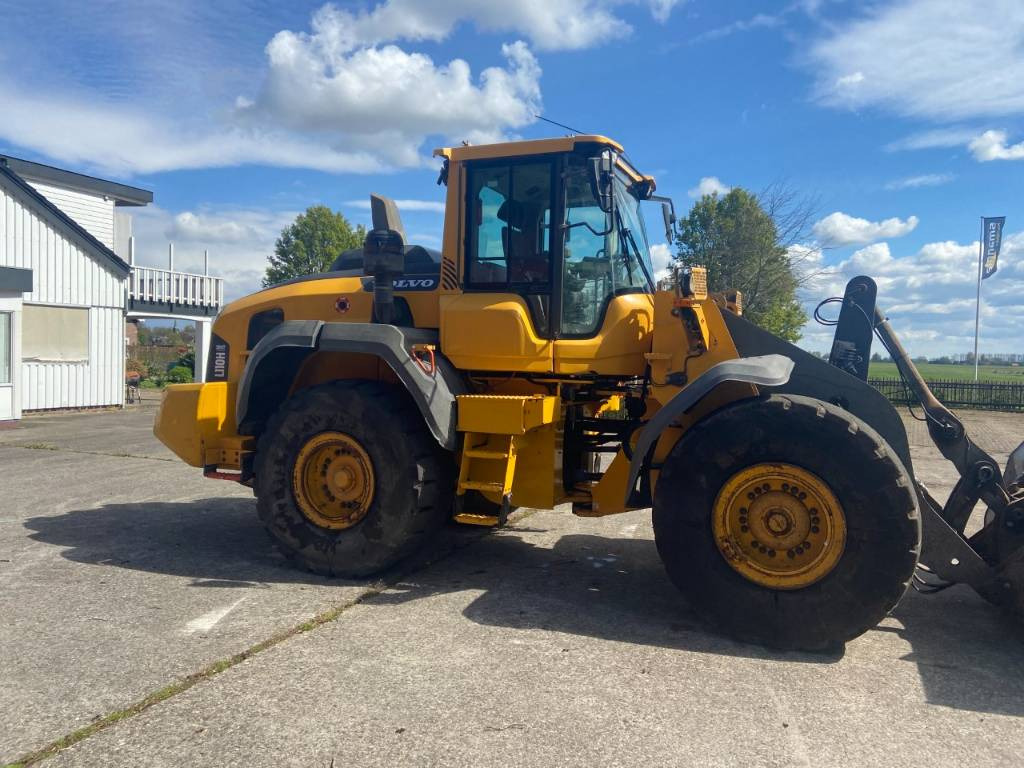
467 162 553 289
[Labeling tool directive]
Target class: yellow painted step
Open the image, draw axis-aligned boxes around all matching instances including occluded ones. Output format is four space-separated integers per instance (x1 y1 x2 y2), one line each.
463 449 510 460
459 480 505 493
453 513 501 527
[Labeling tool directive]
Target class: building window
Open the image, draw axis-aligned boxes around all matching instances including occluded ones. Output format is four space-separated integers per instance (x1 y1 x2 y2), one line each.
0 312 10 383
22 305 89 363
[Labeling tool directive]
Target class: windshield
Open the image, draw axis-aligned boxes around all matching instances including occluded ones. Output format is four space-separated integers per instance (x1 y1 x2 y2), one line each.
612 170 654 290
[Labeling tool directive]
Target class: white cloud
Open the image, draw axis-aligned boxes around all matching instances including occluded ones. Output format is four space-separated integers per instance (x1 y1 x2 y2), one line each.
834 71 864 88
648 0 683 24
0 81 387 177
884 173 954 190
276 0 675 54
649 242 673 281
811 211 919 247
344 199 446 213
687 176 730 198
241 8 545 166
968 130 1024 161
132 206 298 300
808 0 1024 121
800 232 1024 356
884 127 980 153
691 12 780 42
168 212 265 244
0 1 685 176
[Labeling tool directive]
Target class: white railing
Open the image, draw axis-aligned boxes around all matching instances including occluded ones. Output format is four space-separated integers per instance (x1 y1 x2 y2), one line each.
129 266 224 309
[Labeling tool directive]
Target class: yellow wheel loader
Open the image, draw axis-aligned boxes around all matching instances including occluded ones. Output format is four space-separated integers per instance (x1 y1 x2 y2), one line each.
155 135 1024 650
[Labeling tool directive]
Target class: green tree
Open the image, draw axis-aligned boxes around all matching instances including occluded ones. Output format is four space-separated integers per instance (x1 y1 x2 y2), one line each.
674 188 807 341
263 206 366 287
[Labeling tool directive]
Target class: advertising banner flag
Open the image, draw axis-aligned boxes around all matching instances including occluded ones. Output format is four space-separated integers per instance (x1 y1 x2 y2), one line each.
982 216 1005 279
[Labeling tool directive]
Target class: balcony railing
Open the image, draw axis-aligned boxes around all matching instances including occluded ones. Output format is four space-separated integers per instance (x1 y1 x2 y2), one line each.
129 266 224 311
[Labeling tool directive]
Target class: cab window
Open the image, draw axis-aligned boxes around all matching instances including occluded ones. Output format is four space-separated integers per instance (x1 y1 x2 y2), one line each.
560 155 650 336
466 162 553 289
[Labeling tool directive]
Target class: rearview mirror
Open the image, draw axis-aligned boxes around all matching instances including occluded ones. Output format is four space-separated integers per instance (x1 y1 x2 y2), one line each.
588 151 615 214
661 201 675 244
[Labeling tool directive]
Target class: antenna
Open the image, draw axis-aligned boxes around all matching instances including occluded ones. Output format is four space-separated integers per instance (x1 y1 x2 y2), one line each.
534 113 588 135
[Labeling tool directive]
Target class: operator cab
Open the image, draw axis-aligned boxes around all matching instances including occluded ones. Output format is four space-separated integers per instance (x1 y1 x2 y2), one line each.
437 136 668 376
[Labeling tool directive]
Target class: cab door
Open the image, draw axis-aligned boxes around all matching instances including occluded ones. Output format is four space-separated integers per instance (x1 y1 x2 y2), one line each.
552 156 653 376
440 158 556 373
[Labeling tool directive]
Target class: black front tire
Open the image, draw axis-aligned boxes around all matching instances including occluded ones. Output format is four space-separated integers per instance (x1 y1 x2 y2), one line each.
255 380 454 577
653 394 921 651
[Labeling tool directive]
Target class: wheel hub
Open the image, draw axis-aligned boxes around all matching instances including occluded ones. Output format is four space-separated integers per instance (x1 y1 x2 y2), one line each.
292 431 375 530
712 463 846 590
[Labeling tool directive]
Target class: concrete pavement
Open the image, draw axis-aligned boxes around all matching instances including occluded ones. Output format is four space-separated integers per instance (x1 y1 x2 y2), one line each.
2 403 1023 767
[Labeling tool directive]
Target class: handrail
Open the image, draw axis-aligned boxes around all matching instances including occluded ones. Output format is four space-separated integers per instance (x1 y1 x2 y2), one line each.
129 266 223 308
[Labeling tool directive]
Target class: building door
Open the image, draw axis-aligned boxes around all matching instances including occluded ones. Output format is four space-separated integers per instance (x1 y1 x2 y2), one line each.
0 311 13 421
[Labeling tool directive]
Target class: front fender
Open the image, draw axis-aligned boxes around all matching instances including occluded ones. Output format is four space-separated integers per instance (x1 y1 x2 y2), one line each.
235 320 467 451
624 354 794 503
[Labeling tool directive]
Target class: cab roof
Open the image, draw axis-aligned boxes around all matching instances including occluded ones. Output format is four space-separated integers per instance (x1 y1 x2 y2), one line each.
433 135 623 162
432 135 654 192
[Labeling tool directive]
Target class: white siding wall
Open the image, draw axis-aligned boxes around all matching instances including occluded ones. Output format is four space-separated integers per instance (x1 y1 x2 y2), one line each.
24 179 116 249
0 179 126 410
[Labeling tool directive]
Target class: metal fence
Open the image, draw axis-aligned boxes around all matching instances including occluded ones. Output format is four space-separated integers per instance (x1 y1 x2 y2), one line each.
869 378 1024 412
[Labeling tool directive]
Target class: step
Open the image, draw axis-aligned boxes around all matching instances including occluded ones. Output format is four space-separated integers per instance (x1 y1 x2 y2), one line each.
453 512 501 527
463 449 510 460
458 480 506 493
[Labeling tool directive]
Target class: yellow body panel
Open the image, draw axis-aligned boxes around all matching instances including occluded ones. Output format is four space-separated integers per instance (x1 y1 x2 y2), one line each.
154 382 238 467
553 293 654 375
440 293 553 372
457 394 559 434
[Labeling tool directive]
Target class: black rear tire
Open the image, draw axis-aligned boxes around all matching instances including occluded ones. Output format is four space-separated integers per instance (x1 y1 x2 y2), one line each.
255 380 454 577
653 394 921 651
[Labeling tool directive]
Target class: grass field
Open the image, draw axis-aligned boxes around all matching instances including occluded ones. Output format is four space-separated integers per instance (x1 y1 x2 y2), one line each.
869 361 1024 383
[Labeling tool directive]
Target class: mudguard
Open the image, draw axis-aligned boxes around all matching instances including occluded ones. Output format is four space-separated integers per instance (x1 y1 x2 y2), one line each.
236 320 466 450
723 311 915 473
624 353 795 501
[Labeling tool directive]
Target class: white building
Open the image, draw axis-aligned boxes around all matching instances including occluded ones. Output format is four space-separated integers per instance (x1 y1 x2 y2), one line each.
0 155 222 424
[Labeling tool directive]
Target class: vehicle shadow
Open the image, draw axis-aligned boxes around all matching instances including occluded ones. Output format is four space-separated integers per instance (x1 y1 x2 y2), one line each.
25 499 1024 715
23 497 338 588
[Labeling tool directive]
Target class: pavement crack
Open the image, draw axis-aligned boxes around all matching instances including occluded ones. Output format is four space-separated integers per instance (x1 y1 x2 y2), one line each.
4 444 176 463
3 521 497 768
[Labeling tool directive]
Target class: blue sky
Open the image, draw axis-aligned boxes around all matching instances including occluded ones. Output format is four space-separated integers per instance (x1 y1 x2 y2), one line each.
1 0 1022 355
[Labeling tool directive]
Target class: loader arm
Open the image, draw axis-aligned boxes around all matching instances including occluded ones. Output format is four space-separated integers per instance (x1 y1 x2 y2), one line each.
823 276 1024 613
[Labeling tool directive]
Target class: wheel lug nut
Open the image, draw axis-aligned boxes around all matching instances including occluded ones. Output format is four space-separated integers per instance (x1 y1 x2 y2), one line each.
802 541 810 549
810 526 820 534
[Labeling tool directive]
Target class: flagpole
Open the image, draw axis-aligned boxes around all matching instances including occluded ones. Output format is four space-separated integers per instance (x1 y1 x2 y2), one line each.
974 216 983 382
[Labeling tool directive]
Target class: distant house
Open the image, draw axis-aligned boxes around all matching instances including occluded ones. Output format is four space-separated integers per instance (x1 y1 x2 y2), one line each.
0 155 152 422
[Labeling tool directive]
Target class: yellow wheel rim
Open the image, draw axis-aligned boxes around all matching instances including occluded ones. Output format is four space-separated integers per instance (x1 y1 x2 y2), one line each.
712 463 846 590
292 431 375 530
